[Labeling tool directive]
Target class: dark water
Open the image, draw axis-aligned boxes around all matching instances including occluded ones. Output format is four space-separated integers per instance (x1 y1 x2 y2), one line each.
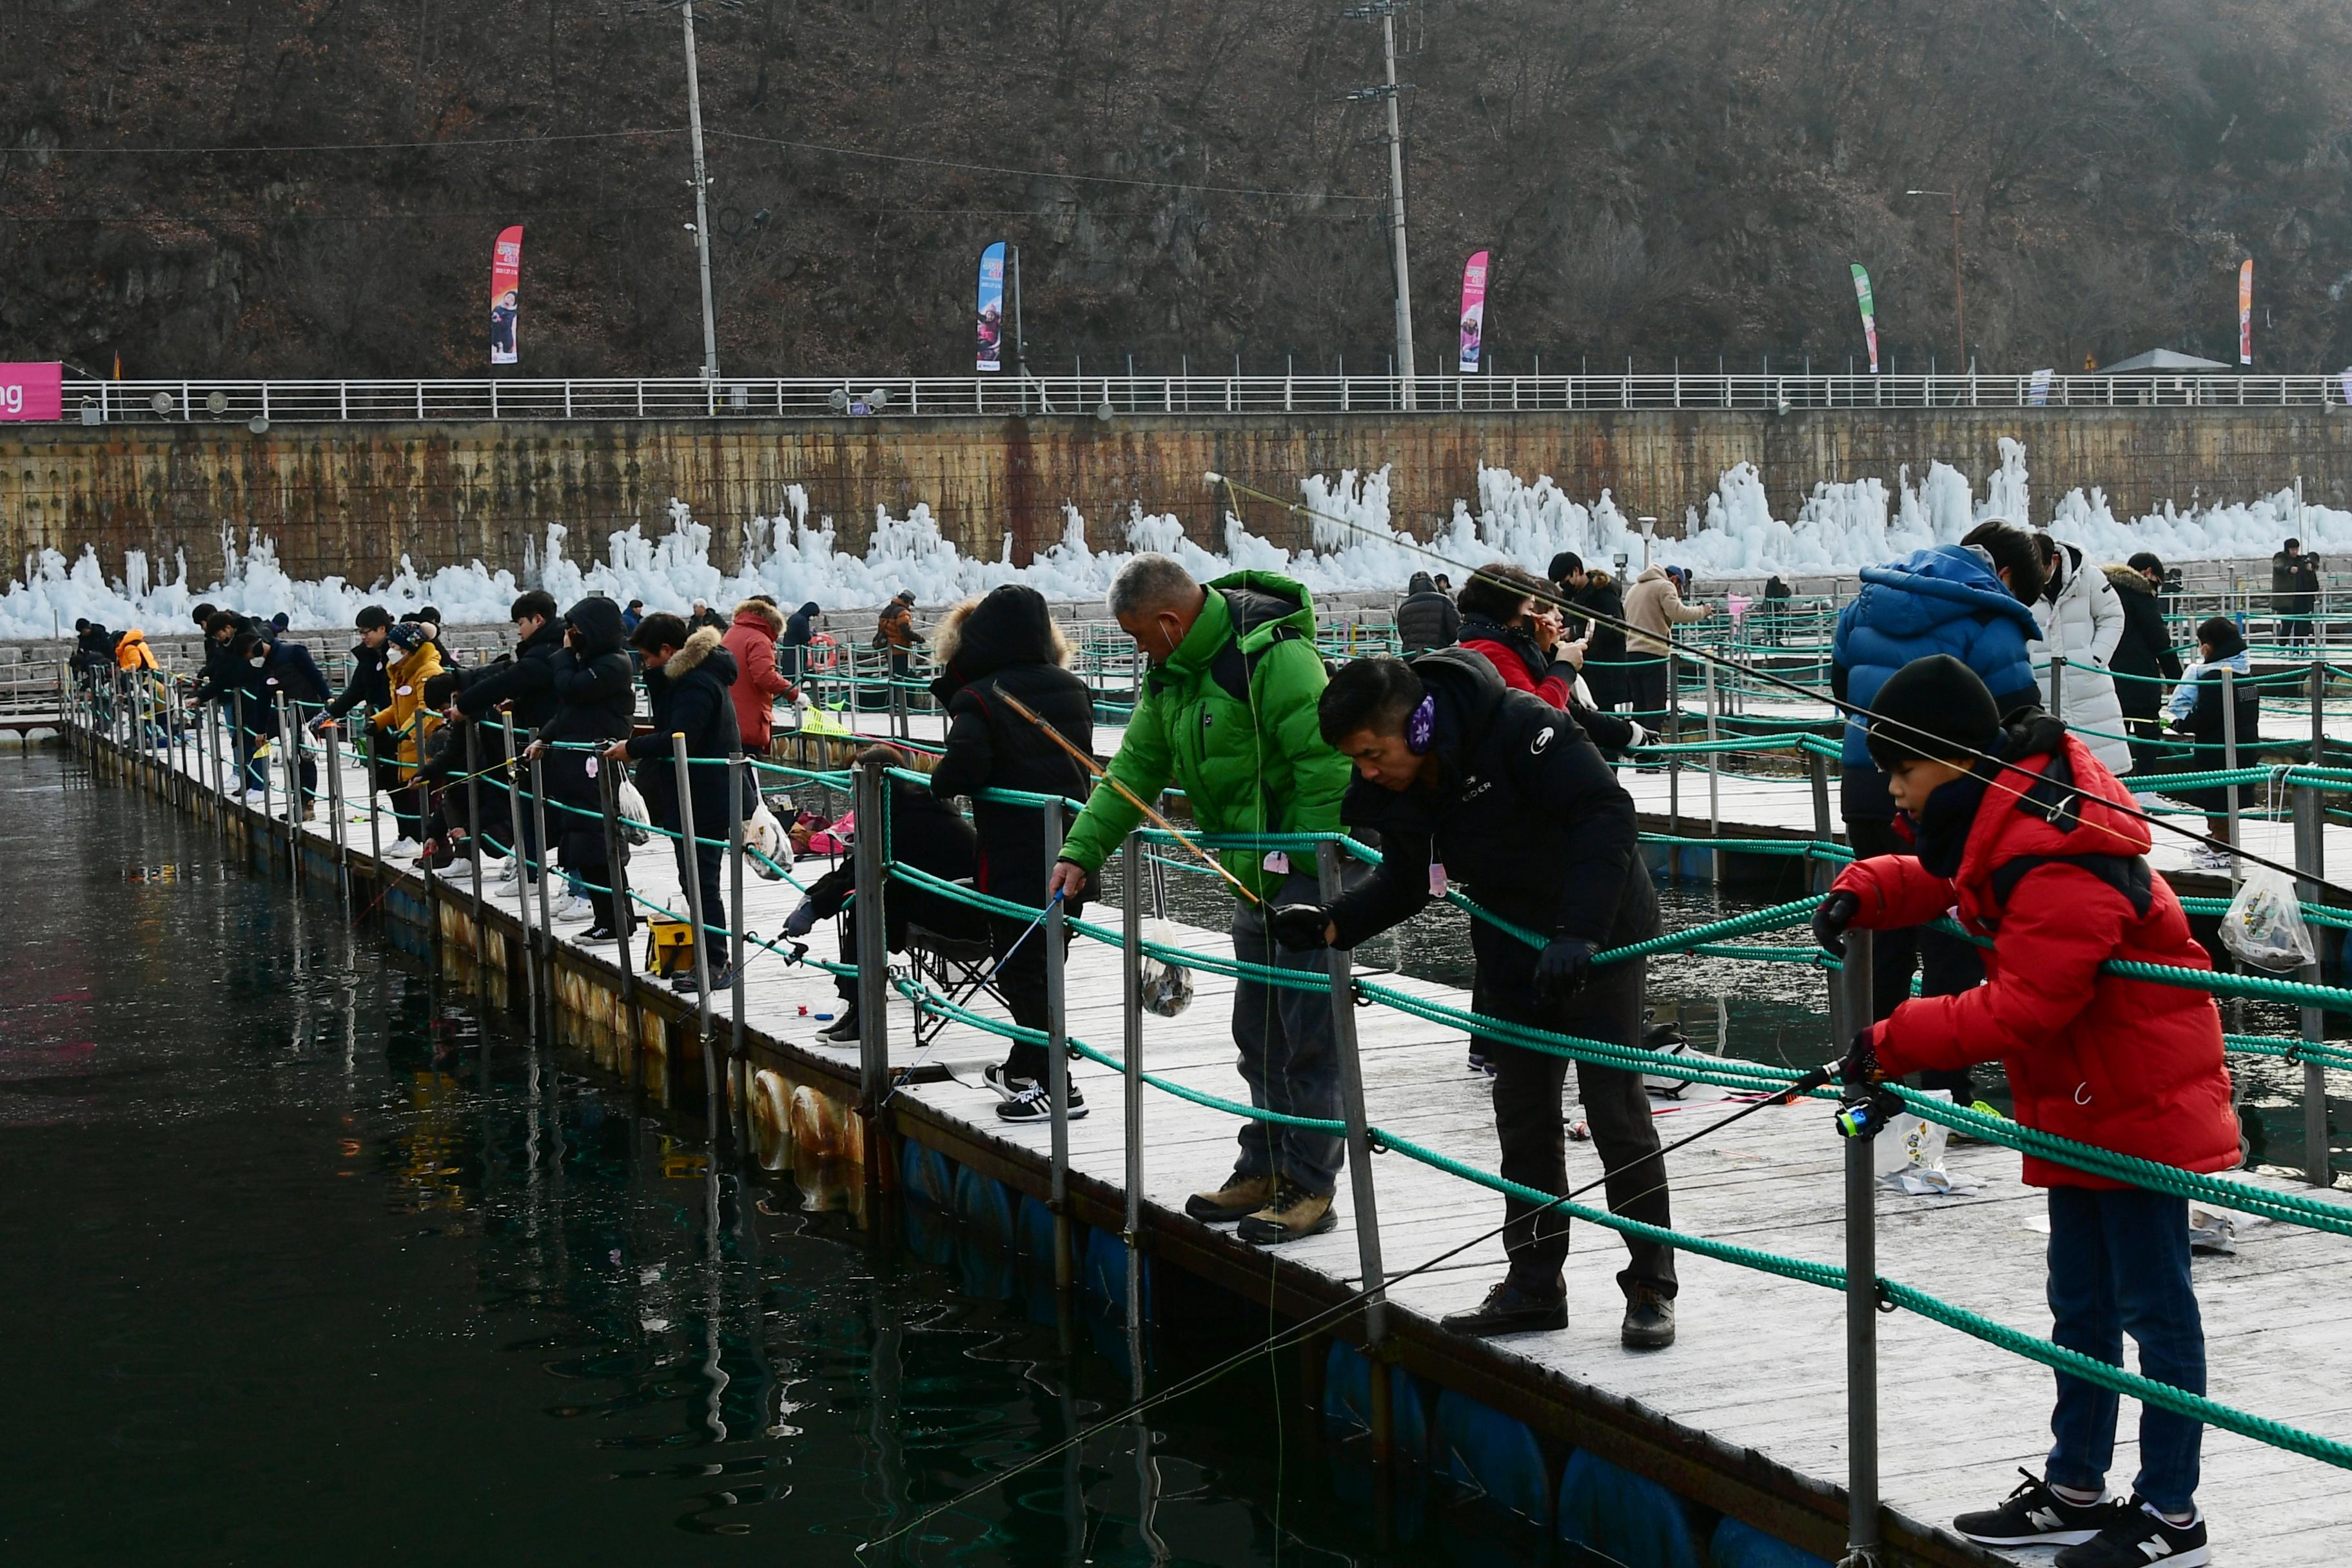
0 751 1605 1567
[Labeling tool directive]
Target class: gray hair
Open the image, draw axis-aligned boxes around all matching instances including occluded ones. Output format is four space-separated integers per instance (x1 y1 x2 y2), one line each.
1106 553 1199 620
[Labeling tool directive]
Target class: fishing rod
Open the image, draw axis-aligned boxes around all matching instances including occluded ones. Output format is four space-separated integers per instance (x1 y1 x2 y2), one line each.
1206 471 2352 903
856 1064 1836 1557
994 688 1265 906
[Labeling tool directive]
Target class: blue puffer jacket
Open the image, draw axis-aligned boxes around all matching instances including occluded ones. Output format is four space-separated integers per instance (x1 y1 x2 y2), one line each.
1834 544 2043 778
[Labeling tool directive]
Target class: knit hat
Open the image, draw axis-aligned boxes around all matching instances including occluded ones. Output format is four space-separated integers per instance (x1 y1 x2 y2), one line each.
1865 654 2002 770
2195 616 2246 659
387 622 426 652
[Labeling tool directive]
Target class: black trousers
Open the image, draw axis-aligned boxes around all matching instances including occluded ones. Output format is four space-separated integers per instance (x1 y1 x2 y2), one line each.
672 836 727 959
1625 656 1671 725
1485 956 1676 1300
1845 818 1981 1101
990 910 1077 1083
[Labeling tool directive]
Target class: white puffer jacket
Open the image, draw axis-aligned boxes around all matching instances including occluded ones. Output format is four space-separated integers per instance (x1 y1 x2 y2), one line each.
2028 539 2133 775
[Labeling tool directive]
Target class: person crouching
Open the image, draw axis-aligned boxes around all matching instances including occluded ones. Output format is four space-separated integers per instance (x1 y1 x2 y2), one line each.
1813 653 2236 1568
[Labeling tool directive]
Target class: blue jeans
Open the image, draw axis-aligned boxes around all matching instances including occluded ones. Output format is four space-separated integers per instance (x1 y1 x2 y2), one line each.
1229 871 1344 1197
2044 1186 2205 1513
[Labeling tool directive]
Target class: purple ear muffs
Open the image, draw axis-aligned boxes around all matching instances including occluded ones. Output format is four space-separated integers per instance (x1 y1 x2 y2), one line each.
1405 694 1436 754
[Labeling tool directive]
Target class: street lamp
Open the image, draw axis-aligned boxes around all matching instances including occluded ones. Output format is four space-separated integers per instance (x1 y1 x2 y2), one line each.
1905 189 1966 374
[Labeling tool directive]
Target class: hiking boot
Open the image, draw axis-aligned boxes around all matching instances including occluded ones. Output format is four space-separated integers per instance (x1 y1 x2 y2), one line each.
1954 1470 2121 1548
2053 1500 2207 1568
1441 1278 1569 1337
996 1079 1087 1124
1620 1287 1676 1350
1235 1182 1337 1245
1184 1171 1275 1224
817 1008 859 1043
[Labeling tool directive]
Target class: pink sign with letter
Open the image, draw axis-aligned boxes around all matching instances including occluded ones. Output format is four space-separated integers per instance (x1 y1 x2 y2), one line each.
0 362 63 421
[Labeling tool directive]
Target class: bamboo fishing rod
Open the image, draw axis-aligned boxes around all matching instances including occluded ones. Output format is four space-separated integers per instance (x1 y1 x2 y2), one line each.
992 687 1266 906
1206 471 2352 903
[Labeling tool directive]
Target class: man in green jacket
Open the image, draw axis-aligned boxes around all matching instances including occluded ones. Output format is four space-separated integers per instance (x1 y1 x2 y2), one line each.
1048 554 1355 1243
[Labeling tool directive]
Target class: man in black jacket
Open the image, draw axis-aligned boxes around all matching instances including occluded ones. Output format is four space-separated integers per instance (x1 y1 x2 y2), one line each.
785 744 985 1043
609 613 745 992
226 630 331 808
1271 650 1678 1348
2107 555 2183 775
452 590 567 882
1395 571 1461 654
925 584 1096 1122
525 596 638 939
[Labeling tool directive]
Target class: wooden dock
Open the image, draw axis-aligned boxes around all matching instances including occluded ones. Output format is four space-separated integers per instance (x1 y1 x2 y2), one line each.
70 705 2352 1567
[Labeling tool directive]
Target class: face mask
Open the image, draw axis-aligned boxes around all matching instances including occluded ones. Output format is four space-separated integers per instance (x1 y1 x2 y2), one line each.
248 656 268 671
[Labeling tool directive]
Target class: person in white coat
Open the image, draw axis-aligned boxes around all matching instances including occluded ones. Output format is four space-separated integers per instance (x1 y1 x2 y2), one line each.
2026 530 2134 776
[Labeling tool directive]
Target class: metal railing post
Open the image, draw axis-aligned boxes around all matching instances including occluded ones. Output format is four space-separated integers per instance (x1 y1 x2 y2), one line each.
1703 658 1721 884
530 754 555 969
465 721 487 950
727 752 749 1127
1043 797 1075 1290
2294 783 2331 1186
231 688 249 809
2221 665 2242 879
1835 927 1880 1562
277 694 302 886
2312 658 2328 770
1317 838 1391 1458
852 757 893 1119
502 714 536 1030
364 725 384 868
673 733 719 1115
598 760 645 1079
1121 831 1146 1344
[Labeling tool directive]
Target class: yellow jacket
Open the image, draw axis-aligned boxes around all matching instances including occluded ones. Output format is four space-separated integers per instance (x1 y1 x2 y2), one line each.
114 628 159 671
370 642 445 773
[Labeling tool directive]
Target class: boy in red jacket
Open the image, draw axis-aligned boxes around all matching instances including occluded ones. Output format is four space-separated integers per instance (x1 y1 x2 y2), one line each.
1814 654 2235 1568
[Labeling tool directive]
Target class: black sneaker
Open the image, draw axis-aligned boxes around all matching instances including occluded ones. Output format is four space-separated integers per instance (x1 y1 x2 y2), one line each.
1954 1470 2120 1548
2054 1500 2207 1568
995 1080 1087 1123
669 963 736 995
817 1009 859 1043
1467 1052 1496 1077
1621 1287 1676 1350
1440 1278 1569 1337
982 1063 1034 1102
582 925 619 944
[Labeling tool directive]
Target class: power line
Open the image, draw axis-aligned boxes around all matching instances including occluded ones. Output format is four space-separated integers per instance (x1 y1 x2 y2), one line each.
19 129 689 155
706 127 1379 202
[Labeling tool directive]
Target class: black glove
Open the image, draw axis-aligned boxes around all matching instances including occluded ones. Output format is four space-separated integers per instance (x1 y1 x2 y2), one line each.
782 897 819 939
1812 889 1859 957
1269 903 1333 952
1834 1028 1882 1086
1532 937 1596 1007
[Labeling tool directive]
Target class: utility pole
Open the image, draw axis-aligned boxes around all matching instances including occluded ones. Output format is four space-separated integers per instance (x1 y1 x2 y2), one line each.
1348 4 1416 409
683 0 721 383
1905 188 1966 373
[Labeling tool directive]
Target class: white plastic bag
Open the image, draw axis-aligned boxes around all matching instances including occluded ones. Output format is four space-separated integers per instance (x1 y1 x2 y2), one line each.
2219 865 2315 971
745 801 790 879
615 777 654 847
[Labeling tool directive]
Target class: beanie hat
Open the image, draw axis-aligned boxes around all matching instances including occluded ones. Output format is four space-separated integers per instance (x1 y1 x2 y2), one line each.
1865 654 2002 771
387 622 426 652
2195 615 2246 659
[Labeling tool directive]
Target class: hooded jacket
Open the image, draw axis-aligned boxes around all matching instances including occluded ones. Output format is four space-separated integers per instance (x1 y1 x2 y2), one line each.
1832 545 2043 819
625 626 744 833
1623 565 1707 655
2102 564 2182 720
720 600 796 751
113 628 159 672
2027 540 2132 775
1456 610 1638 752
1328 648 1659 1010
1057 571 1351 902
2271 548 2320 610
538 596 638 747
455 616 569 732
1394 571 1462 654
926 585 1095 908
1834 713 2238 1188
371 638 446 774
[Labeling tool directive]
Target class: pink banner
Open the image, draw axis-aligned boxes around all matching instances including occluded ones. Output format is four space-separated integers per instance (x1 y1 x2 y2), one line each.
2239 259 2253 367
491 225 524 366
0 362 63 422
1458 250 1489 372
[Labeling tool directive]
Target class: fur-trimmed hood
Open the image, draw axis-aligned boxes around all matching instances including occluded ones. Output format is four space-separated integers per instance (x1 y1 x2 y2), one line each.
731 598 784 634
664 624 730 678
930 584 1070 688
2104 562 2155 597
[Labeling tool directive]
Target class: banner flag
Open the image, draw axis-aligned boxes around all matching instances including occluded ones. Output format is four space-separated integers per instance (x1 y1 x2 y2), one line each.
2239 259 2254 366
977 242 1006 373
1850 264 1879 375
2028 368 2053 407
0 362 63 422
489 226 523 366
1458 250 1489 372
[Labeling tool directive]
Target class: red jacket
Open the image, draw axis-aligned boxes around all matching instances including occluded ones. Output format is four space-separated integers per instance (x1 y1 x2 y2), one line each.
1460 633 1574 708
1834 727 2238 1188
721 602 796 752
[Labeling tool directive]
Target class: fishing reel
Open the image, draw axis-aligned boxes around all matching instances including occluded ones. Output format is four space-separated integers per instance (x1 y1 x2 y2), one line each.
1834 1082 1906 1141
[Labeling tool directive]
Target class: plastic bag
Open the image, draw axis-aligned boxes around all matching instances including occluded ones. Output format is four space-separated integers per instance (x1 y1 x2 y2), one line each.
745 801 790 879
615 778 654 847
2219 865 2316 971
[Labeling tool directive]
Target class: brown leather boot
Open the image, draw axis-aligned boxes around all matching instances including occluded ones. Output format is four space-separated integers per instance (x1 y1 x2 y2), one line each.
1235 1181 1337 1245
1184 1171 1274 1223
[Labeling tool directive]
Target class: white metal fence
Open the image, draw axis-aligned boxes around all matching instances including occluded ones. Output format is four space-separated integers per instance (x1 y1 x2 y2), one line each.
40 371 2352 426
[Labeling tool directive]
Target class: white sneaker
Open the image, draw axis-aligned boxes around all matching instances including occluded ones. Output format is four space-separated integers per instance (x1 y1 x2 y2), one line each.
549 889 595 925
242 788 270 805
495 858 521 883
385 838 423 860
2191 844 2235 870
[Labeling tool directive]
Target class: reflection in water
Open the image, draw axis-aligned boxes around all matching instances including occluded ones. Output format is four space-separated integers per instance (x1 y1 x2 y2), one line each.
0 752 1610 1567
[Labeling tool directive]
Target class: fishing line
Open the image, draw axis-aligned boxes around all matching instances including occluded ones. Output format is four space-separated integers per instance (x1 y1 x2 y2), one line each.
1208 472 2352 901
875 890 1064 1111
853 1066 1832 1558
